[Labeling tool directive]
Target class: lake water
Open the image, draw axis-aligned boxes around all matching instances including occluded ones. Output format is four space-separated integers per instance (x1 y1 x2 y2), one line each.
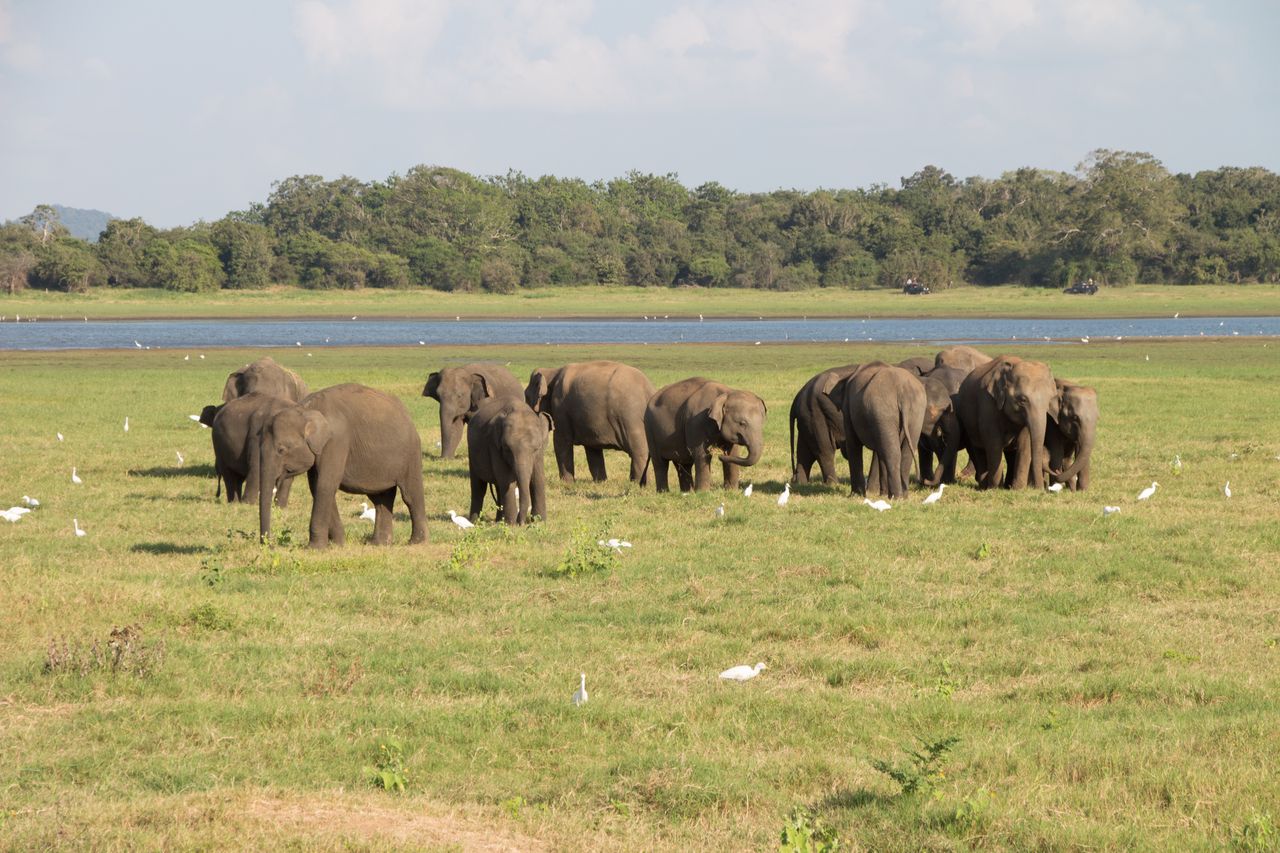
1 316 1277 350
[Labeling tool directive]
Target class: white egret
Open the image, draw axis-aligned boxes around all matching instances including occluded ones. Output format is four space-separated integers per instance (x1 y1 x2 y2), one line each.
73 518 86 537
863 498 891 512
715 504 725 518
698 313 704 321
57 432 64 441
1047 482 1065 493
1224 481 1232 498
777 483 790 507
71 467 82 485
572 673 588 706
123 417 129 432
134 340 142 348
1103 505 1121 517
598 538 632 553
1080 337 1089 344
176 451 184 466
358 502 376 521
184 355 189 361
1173 312 1179 318
199 354 205 359
22 495 39 507
922 484 945 504
743 483 753 498
2 508 28 522
448 510 474 529
1137 481 1158 501
719 662 766 682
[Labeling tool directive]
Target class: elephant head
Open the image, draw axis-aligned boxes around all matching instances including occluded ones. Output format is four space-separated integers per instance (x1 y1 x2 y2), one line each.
423 368 494 458
199 404 223 427
524 368 560 414
258 406 331 541
710 390 767 467
1052 380 1098 485
920 377 961 486
223 357 307 403
990 356 1058 488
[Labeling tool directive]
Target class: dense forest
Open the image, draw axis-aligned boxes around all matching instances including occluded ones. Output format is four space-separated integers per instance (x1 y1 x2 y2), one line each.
3 150 1279 296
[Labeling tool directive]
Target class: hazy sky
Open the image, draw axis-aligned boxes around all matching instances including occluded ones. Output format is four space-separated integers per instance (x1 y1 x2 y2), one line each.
1 0 1275 227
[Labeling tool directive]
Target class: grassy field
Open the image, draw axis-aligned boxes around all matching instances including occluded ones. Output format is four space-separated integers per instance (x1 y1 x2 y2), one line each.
2 339 1279 850
3 282 1280 321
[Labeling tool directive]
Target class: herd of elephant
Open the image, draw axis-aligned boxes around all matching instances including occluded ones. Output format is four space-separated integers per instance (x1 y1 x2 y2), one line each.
198 347 1097 549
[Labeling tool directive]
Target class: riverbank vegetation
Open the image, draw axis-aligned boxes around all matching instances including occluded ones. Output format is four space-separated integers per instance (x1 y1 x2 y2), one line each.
4 150 1280 298
2 339 1277 848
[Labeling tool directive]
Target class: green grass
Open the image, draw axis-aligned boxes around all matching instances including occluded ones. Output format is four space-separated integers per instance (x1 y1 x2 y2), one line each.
4 282 1280 320
1 339 1278 850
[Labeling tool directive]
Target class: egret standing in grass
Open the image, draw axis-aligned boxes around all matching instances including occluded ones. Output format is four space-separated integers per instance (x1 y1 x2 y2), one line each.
1103 505 1121 517
572 673 588 707
2 508 29 522
71 467 82 485
777 483 790 507
175 451 184 466
73 518 86 537
922 484 945 505
1137 481 1158 501
719 662 766 682
123 417 129 432
448 510 474 529
358 502 376 521
715 504 725 518
863 498 892 512
57 432 63 442
743 483 753 498
1224 481 1232 498
22 495 39 507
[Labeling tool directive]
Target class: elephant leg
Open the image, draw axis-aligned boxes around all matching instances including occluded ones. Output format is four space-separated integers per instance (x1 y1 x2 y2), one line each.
721 449 742 490
813 429 840 485
307 467 339 549
585 447 608 482
899 434 916 496
227 473 244 503
794 439 814 484
371 487 396 545
1008 430 1031 489
919 442 936 485
400 468 428 544
848 439 867 496
629 449 649 486
653 456 671 493
553 428 576 484
675 462 693 493
866 453 881 494
531 462 548 522
501 480 519 525
468 476 486 523
692 447 713 492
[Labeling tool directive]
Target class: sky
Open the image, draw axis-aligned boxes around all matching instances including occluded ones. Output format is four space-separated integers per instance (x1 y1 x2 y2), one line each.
1 0 1276 227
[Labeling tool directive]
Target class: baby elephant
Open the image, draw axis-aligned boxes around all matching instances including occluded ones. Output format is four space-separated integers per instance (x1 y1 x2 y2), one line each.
201 393 296 505
645 377 767 492
467 397 552 524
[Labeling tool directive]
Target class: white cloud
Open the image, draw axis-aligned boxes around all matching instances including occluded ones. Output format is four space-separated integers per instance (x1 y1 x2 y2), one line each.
940 0 1037 52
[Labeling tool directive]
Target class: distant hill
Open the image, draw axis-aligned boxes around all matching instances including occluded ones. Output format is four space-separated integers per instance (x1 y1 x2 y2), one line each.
50 205 114 242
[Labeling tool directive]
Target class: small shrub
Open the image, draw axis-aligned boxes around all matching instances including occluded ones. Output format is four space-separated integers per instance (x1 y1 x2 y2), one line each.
779 806 841 852
544 522 615 578
934 659 959 698
44 624 165 678
200 556 225 588
1232 811 1277 851
365 739 408 793
444 532 491 579
500 796 526 819
974 542 991 560
870 735 960 796
186 603 234 631
953 787 996 832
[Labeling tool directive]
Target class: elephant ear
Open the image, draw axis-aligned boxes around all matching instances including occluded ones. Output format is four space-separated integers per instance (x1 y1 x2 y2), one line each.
526 370 552 410
825 376 850 410
993 360 1015 410
222 370 245 402
303 411 331 456
708 393 728 429
538 411 554 433
468 374 492 414
200 404 222 426
423 371 442 400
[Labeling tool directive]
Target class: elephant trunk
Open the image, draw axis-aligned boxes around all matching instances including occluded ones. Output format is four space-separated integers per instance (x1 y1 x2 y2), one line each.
1058 422 1096 485
1026 408 1048 489
512 453 534 524
259 437 277 542
720 440 762 467
440 414 464 459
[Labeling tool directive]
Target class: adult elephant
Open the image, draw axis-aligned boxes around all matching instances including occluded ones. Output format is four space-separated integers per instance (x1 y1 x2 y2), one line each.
828 362 926 498
645 377 767 493
223 356 307 403
259 384 427 549
896 356 935 377
525 361 655 485
201 393 296 505
955 356 1058 490
789 364 859 484
934 345 991 374
422 363 524 458
467 396 553 524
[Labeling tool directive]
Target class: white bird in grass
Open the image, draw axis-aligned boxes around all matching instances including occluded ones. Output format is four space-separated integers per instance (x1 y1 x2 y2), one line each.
922 484 945 505
1102 505 1121 517
73 518 86 537
715 503 725 518
743 483 753 498
2 507 30 522
598 538 632 554
719 662 766 682
358 502 376 521
57 432 64 441
572 673 588 707
134 340 142 348
448 510 474 529
23 495 39 507
175 451 184 466
863 498 892 512
1047 482 1065 493
123 417 129 432
71 467 82 485
1137 481 1158 501
1224 481 1232 498
777 483 790 507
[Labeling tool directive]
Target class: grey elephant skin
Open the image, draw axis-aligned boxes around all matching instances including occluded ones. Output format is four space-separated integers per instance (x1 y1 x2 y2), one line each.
423 363 524 458
526 361 656 485
223 356 308 403
200 393 297 506
467 396 552 524
896 356 936 377
915 365 968 486
259 383 428 549
645 377 767 492
934 345 992 374
955 355 1058 490
1014 379 1098 490
789 364 859 484
829 362 926 498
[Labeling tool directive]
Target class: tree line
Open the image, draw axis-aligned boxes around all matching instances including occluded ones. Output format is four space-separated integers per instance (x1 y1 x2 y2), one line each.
3 150 1279 296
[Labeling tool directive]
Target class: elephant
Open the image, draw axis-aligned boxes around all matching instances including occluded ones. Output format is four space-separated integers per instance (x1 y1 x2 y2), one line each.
1012 379 1098 491
467 396 553 524
916 374 964 487
201 393 297 505
789 364 859 484
896 356 936 377
934 345 992 374
827 362 926 498
644 377 767 493
525 361 656 485
223 356 307 403
423 363 524 458
954 355 1058 490
259 383 428 549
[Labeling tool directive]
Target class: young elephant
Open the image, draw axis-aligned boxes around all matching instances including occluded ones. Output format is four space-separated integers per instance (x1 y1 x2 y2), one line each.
955 355 1058 490
525 361 656 485
467 396 553 524
422 363 524 458
1011 379 1098 491
259 383 427 549
202 393 297 505
828 362 926 499
645 377 767 493
222 356 308 403
789 364 859 484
